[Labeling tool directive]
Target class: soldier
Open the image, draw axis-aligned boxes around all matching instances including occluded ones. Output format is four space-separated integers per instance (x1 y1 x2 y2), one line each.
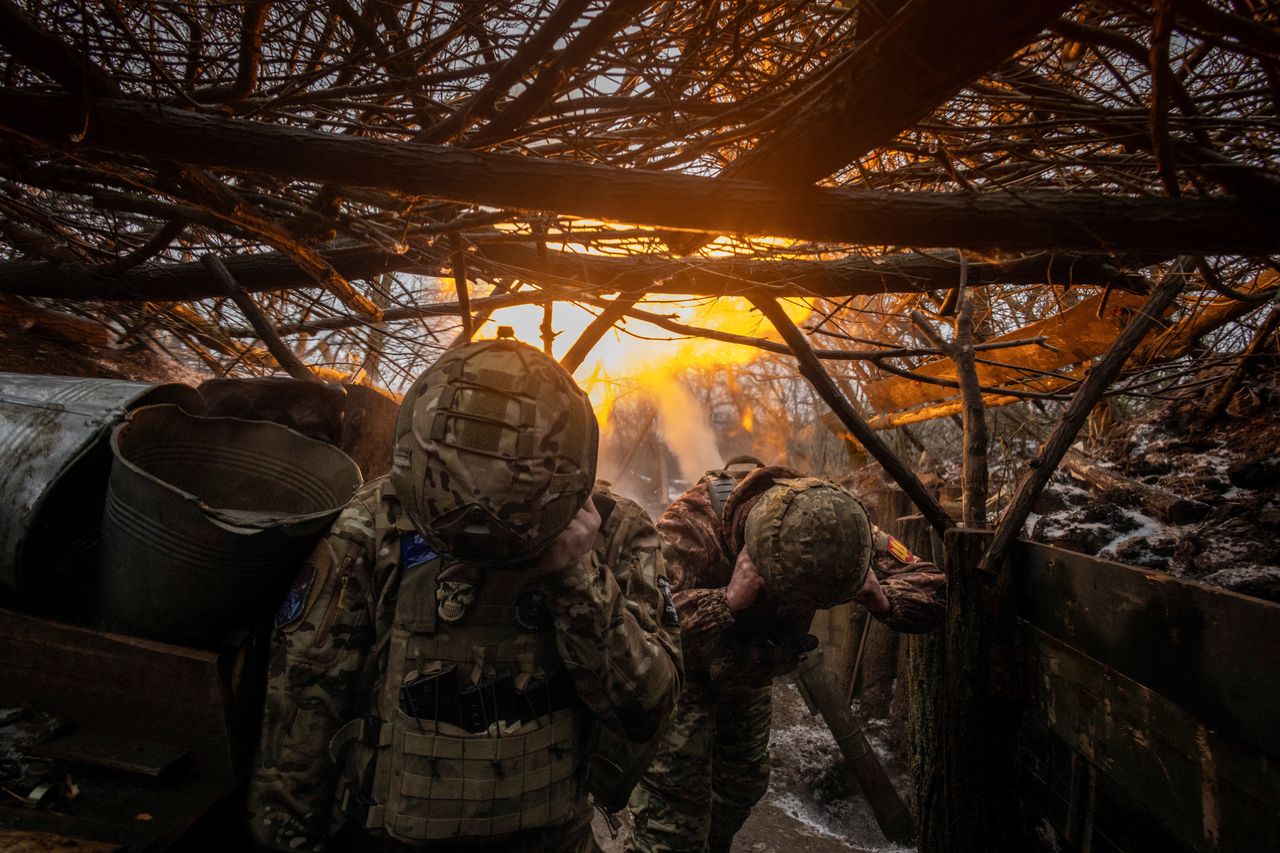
626 463 945 853
247 339 683 853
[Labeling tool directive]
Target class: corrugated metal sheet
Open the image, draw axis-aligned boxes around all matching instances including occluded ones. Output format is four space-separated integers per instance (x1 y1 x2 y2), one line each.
0 373 158 601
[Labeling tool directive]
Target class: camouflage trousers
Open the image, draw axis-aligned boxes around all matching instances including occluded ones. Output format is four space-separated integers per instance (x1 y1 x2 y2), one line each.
625 680 772 853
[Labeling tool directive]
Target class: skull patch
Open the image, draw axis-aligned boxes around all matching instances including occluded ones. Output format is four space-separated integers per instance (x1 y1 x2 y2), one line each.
436 580 477 623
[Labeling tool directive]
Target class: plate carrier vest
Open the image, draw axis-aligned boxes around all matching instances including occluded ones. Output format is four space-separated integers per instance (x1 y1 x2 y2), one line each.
332 491 642 842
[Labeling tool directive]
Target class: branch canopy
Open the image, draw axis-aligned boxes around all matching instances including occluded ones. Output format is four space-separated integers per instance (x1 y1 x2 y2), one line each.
726 0 1074 185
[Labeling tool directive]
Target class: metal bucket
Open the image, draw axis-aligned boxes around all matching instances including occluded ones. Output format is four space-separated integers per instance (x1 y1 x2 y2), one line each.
97 404 362 644
0 373 199 617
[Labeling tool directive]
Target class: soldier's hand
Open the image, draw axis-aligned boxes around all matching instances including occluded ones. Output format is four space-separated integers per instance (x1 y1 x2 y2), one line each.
853 569 891 614
726 545 766 613
537 496 601 575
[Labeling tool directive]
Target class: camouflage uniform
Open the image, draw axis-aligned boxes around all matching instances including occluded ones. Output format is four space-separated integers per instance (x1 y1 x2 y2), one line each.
626 466 944 853
248 477 682 852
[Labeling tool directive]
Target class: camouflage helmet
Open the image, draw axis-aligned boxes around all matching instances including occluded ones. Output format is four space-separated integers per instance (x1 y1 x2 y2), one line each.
744 477 872 609
389 339 599 566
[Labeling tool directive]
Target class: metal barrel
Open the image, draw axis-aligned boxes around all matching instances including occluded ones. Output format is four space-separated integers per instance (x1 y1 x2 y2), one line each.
0 373 198 616
97 404 362 644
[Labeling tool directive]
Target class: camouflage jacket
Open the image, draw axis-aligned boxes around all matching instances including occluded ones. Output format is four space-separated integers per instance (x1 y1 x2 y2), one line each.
656 466 945 682
247 477 683 851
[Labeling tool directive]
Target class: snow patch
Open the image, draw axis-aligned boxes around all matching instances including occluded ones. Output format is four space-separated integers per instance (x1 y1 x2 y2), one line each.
768 686 915 852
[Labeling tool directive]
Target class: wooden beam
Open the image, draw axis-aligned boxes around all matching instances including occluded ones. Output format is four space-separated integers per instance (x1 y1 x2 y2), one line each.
0 239 1150 303
199 254 319 383
559 292 643 373
3 91 1279 254
478 243 1152 298
0 243 415 302
724 0 1074 186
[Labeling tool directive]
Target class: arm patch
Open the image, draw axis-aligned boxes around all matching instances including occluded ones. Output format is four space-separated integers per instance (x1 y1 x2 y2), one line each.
275 563 316 629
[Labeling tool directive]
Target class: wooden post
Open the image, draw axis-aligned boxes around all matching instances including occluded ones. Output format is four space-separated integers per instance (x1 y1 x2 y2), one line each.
940 527 1024 853
792 650 916 845
448 232 474 343
896 514 946 852
910 286 989 527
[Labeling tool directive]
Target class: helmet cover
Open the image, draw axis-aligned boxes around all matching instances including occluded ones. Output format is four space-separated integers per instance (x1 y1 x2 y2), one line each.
390 339 598 565
744 477 872 609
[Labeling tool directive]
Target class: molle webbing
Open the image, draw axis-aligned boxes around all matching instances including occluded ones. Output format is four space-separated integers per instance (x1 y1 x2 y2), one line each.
373 713 578 840
360 550 583 842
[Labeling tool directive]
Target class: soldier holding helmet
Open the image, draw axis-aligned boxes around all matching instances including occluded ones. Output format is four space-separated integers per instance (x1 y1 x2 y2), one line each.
626 463 944 853
248 340 682 852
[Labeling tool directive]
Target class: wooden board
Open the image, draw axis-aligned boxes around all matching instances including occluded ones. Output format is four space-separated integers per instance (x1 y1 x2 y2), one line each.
21 728 188 779
0 830 123 852
0 609 235 782
0 609 262 850
1024 628 1280 852
1015 542 1280 760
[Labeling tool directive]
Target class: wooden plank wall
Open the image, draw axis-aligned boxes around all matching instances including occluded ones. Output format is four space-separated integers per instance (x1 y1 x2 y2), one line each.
1014 542 1280 852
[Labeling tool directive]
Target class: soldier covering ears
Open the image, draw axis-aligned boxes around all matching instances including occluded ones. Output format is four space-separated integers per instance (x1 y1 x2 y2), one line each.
248 339 682 852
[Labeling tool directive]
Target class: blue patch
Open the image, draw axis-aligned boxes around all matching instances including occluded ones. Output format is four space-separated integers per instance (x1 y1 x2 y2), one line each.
275 564 315 629
400 533 438 569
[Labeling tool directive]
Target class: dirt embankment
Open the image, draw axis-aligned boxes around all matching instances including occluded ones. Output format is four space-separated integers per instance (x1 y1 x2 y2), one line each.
1029 355 1280 603
0 324 206 385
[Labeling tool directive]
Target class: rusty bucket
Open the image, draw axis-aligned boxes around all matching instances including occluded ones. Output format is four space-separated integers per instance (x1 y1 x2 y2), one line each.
96 404 362 644
0 373 198 617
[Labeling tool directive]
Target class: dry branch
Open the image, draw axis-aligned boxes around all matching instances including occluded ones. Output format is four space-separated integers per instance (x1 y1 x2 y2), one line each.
200 254 318 383
912 293 989 526
752 295 953 533
0 0 121 97
979 268 1189 573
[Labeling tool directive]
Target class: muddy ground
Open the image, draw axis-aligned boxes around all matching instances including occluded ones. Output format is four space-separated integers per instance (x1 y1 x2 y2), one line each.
594 680 914 853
